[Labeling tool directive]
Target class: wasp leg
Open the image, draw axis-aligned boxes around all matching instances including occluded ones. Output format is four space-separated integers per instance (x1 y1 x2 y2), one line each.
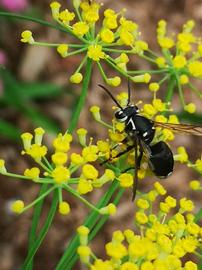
100 144 134 165
132 137 138 201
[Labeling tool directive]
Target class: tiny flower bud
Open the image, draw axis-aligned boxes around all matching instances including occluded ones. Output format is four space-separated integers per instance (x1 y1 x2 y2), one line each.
90 106 101 121
59 201 70 215
11 200 24 214
57 44 69 57
184 103 196 114
70 72 83 84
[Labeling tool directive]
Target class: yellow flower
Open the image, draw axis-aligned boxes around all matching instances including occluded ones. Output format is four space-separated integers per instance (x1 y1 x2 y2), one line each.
188 61 202 77
120 30 134 46
11 200 24 214
87 45 105 61
90 106 101 121
59 201 70 215
189 180 200 190
149 82 160 92
78 178 93 194
100 28 115 44
118 173 133 188
184 103 196 114
21 132 33 150
82 164 98 180
120 262 138 270
158 37 174 49
107 76 121 87
82 145 99 162
0 159 6 174
173 55 187 69
154 182 167 195
135 211 148 224
21 30 34 44
77 246 91 264
72 22 89 37
52 152 68 166
52 166 70 184
53 133 72 152
70 72 83 84
136 198 150 210
179 74 189 84
24 167 40 181
59 9 75 23
57 44 69 57
50 1 61 19
26 144 47 161
105 242 127 259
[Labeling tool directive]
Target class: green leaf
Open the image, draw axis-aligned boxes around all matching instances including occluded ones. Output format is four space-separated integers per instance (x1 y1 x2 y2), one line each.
0 120 21 141
17 82 62 100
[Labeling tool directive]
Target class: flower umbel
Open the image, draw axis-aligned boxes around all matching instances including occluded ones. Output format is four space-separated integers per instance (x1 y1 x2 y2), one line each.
78 182 201 270
2 128 119 216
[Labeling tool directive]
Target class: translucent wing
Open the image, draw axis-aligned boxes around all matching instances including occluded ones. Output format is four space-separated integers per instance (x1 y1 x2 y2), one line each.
153 121 202 136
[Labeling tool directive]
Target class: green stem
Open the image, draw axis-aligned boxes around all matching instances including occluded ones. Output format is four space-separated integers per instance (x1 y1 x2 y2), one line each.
176 75 186 107
68 58 93 133
63 184 100 213
22 186 56 213
0 12 71 34
128 69 169 75
55 181 120 270
27 184 49 270
66 188 124 270
164 75 176 103
22 190 58 269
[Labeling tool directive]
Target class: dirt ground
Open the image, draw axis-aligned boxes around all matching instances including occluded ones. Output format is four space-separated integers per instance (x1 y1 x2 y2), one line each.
0 0 202 269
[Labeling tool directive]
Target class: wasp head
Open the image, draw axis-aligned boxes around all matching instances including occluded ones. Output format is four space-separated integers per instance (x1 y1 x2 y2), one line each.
115 105 139 122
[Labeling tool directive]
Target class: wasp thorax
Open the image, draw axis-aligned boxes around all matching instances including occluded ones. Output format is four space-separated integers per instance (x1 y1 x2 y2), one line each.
115 105 139 122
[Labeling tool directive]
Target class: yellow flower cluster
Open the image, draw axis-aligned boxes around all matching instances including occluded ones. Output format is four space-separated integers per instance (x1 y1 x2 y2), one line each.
78 182 201 270
0 127 118 216
20 0 150 87
154 19 202 110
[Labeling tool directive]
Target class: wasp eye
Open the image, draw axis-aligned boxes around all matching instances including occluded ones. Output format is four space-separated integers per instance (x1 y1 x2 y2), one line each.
115 110 127 122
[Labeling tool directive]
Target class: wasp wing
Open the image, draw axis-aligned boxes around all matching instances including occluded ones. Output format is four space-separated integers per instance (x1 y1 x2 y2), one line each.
153 121 202 136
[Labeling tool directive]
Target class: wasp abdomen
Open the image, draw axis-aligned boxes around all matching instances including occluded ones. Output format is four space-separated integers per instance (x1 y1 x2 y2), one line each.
148 141 174 178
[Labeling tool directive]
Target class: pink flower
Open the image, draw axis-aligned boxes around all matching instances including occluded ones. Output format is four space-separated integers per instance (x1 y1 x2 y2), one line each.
0 0 28 12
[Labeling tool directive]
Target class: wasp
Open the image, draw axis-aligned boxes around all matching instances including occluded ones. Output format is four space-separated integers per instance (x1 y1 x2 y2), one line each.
99 83 202 200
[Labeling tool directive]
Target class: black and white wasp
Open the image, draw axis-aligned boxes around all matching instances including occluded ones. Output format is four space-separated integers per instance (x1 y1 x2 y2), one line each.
99 83 202 200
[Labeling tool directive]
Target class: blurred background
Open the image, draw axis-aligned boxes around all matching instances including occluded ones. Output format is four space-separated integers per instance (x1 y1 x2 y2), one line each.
0 0 202 269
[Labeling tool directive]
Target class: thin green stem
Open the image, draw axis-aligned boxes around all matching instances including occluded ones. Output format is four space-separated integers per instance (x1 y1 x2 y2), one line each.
66 47 88 57
164 75 176 103
105 57 129 79
176 75 186 107
63 184 100 213
55 181 120 270
75 54 88 73
32 42 84 49
68 58 93 133
97 61 108 82
22 190 58 269
27 184 49 270
188 82 202 99
128 69 169 75
0 12 71 34
66 188 124 270
22 186 56 213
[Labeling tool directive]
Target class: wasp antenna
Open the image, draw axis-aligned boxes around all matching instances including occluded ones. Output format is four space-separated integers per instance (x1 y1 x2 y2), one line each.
98 84 123 110
127 79 131 106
